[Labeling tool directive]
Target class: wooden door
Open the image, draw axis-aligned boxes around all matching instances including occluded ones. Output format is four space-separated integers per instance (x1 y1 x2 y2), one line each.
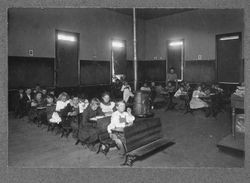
55 30 79 87
216 32 242 83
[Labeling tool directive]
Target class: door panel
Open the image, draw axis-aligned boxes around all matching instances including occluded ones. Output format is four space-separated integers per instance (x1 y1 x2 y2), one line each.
56 30 79 87
216 32 242 83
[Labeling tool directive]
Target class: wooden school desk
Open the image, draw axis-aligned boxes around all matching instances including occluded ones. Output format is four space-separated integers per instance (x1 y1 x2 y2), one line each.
217 94 244 154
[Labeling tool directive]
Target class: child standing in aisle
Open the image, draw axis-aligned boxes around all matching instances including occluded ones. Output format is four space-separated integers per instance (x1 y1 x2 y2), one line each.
121 81 134 103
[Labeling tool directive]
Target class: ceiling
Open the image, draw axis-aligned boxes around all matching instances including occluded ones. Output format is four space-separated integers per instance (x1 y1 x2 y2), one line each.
108 8 195 20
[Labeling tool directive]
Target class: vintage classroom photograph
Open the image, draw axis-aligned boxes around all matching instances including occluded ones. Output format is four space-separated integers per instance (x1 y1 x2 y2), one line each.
7 8 245 168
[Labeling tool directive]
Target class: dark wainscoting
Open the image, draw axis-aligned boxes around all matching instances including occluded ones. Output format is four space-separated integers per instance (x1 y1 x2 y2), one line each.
8 56 55 89
184 60 216 83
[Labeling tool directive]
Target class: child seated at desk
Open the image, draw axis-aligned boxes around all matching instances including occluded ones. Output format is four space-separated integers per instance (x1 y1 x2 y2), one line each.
209 84 225 116
173 86 188 110
28 92 46 124
48 90 57 102
78 98 104 150
41 88 47 101
165 81 176 93
182 82 191 92
190 85 211 117
100 92 115 116
140 82 151 92
211 84 224 94
50 92 70 124
107 100 135 155
163 81 176 110
121 81 134 103
78 94 89 114
46 94 56 130
61 95 80 139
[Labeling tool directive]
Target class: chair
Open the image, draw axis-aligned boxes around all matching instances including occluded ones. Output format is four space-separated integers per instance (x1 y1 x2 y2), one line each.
47 122 57 132
60 117 73 138
153 86 167 109
165 92 176 111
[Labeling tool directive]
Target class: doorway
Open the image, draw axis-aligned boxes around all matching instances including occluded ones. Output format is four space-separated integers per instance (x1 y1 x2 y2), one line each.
216 32 242 84
55 30 80 87
111 39 127 81
166 39 184 81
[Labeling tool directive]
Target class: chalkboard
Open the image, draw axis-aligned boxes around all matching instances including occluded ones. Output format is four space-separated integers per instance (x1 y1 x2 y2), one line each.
126 60 166 82
80 60 111 85
8 56 54 89
126 61 142 82
139 60 166 82
184 60 216 83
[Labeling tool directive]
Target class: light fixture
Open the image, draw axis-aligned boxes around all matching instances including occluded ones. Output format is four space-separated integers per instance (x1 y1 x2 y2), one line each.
57 34 76 42
220 36 239 41
112 41 124 48
169 41 183 47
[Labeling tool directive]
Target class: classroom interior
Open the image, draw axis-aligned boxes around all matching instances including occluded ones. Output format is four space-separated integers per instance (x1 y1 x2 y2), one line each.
8 8 245 168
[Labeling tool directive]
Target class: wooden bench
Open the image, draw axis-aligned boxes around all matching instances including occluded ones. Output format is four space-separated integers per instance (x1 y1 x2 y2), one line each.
120 117 174 166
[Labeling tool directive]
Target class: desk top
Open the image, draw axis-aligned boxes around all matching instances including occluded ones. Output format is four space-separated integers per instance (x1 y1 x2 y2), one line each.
111 127 124 133
37 107 46 110
89 116 106 121
89 116 111 131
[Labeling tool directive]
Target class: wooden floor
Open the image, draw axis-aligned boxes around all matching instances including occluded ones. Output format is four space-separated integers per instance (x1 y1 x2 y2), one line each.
8 109 244 168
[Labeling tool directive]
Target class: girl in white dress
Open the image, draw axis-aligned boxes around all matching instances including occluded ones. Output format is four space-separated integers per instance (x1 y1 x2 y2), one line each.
190 85 209 109
100 92 115 116
50 92 70 124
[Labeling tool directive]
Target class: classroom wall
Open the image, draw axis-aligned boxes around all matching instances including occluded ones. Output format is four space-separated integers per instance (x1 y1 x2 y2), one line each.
8 9 244 87
144 9 244 61
144 9 244 82
8 8 147 88
8 8 145 61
